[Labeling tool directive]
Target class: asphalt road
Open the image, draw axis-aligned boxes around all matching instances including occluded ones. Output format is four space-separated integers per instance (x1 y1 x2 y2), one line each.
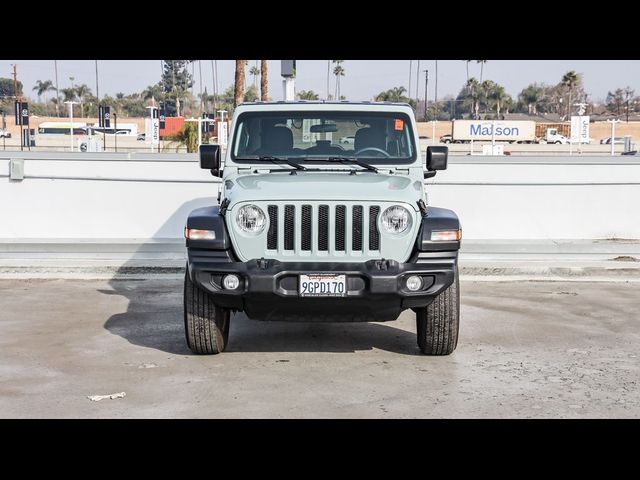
0 278 638 418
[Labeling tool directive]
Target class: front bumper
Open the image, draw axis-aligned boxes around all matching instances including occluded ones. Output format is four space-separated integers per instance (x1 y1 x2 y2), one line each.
188 250 457 322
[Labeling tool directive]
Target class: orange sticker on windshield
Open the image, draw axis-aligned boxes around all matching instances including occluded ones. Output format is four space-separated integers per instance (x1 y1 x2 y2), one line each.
394 119 404 130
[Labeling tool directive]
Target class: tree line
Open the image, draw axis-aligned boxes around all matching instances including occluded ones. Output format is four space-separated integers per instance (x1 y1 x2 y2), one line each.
1 63 638 122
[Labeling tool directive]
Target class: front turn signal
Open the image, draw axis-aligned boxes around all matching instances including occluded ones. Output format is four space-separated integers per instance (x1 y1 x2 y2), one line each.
431 229 462 242
185 228 216 240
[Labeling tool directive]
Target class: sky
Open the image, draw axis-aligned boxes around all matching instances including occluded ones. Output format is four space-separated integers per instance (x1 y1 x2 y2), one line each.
2 60 639 105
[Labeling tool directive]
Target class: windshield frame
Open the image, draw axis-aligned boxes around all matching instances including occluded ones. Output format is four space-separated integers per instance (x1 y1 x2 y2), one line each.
228 110 418 165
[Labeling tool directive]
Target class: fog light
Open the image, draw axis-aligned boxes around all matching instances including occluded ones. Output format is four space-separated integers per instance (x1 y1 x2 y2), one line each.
223 274 240 290
405 275 423 291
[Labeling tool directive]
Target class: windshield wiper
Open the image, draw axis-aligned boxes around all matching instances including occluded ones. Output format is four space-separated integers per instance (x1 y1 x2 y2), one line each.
322 157 379 173
236 155 307 171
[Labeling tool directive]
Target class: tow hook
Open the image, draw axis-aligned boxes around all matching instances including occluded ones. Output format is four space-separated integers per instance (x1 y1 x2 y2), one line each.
375 259 389 270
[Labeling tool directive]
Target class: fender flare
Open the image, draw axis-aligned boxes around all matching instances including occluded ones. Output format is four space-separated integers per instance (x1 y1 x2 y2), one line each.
185 205 231 250
416 206 461 252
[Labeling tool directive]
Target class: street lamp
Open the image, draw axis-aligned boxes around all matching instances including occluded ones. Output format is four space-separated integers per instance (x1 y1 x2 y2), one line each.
423 70 428 122
64 101 78 151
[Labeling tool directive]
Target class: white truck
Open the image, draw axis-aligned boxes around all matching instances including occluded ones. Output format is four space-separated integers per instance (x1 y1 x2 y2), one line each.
441 120 568 144
538 127 569 144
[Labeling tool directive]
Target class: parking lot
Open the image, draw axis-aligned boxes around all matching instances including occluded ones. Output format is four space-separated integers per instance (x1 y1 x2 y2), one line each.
0 277 637 418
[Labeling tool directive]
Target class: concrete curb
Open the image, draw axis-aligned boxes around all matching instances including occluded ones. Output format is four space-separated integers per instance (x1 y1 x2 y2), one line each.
2 263 640 281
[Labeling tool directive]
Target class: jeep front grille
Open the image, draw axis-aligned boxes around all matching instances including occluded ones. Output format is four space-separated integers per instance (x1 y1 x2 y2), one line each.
266 203 381 255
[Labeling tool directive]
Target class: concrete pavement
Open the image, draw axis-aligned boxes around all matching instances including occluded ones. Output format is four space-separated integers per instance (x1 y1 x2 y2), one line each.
0 277 638 418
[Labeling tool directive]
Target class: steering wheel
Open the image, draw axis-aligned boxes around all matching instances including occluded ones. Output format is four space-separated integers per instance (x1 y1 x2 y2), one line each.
354 147 390 158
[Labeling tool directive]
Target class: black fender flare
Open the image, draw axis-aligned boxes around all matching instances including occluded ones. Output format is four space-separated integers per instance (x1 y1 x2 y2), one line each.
416 206 461 252
185 205 231 250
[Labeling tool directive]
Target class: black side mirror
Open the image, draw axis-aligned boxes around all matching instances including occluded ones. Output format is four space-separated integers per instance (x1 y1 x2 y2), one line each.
200 144 221 176
425 146 448 178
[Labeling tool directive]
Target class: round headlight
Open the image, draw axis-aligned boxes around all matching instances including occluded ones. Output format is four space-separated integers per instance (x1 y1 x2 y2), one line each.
381 205 411 234
236 204 266 233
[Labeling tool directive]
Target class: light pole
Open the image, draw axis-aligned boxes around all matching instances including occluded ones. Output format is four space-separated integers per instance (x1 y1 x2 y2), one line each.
423 70 428 122
408 61 412 102
64 101 78 151
95 61 99 102
54 60 61 117
326 60 330 100
434 60 438 120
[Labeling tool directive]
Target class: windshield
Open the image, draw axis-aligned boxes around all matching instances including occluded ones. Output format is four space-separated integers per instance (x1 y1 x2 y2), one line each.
230 110 416 164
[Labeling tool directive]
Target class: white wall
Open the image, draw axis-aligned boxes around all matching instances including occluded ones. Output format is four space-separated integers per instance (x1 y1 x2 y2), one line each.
428 157 640 239
1 153 639 242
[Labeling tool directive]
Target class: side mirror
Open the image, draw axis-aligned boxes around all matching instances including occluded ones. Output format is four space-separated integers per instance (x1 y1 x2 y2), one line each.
424 146 448 178
200 144 221 176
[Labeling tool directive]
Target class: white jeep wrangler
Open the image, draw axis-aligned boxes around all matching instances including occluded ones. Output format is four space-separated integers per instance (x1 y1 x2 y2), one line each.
184 101 461 355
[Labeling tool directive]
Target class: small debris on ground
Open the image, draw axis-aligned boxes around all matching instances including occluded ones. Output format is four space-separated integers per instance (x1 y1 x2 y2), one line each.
138 363 158 369
87 392 126 402
276 359 289 363
611 256 639 262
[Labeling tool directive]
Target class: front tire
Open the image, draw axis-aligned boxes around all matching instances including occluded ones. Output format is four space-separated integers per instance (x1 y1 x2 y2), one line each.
415 269 460 355
184 269 230 354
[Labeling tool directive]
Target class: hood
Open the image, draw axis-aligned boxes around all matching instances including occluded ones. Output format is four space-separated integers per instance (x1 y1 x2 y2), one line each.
224 172 423 209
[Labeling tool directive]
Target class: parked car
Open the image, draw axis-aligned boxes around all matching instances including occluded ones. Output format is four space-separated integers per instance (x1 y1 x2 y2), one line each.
339 135 354 144
184 101 461 355
137 133 146 141
440 134 453 143
600 137 626 145
0 128 11 138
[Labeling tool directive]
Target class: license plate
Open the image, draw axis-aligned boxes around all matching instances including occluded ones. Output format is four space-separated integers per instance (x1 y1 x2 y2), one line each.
299 274 346 297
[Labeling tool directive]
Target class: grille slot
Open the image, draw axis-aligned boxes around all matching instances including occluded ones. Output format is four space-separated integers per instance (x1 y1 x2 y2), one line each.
267 205 278 250
318 205 329 251
284 205 295 250
335 205 346 251
352 206 363 251
258 202 384 255
301 205 312 251
369 206 380 251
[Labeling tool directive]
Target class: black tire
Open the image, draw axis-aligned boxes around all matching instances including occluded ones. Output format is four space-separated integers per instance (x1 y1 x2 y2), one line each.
184 269 230 354
415 269 460 355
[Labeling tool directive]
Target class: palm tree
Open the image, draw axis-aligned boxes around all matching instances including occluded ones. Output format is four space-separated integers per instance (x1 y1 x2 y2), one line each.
61 87 77 102
488 83 507 117
519 83 544 115
143 83 164 104
465 78 480 119
479 80 494 116
234 60 246 107
332 60 345 99
33 80 56 115
33 80 55 104
374 87 415 107
260 60 268 101
75 84 91 117
561 70 580 119
465 60 472 82
297 90 319 100
249 65 260 90
477 60 487 82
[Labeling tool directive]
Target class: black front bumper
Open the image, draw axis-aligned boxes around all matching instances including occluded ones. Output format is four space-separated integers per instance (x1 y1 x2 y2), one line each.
188 250 457 322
